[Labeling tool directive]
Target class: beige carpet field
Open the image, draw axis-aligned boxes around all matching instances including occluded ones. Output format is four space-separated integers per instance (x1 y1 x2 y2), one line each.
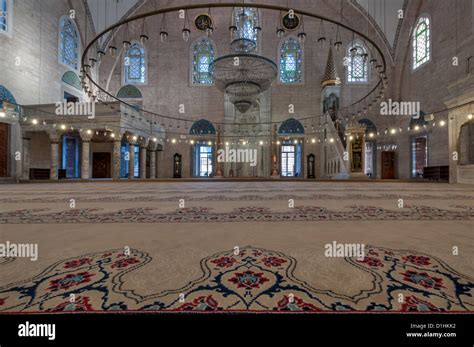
0 181 473 312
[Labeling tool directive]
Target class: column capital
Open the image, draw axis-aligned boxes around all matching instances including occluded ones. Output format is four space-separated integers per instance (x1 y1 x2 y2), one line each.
80 130 94 142
47 130 61 143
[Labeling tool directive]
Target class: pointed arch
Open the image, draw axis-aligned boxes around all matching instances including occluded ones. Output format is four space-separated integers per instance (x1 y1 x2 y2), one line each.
58 16 80 71
278 36 304 84
358 118 377 135
190 37 215 85
123 41 147 85
117 85 142 99
189 119 216 135
0 85 19 112
278 118 304 135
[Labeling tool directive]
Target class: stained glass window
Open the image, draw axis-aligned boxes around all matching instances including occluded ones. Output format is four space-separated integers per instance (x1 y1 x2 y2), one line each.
0 0 8 33
59 17 79 70
347 43 368 83
235 7 259 46
192 38 215 85
279 37 303 84
413 17 430 69
124 43 146 85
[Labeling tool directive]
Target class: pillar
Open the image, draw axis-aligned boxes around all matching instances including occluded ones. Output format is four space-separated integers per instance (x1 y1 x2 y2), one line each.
149 150 156 179
140 146 147 179
128 143 135 179
50 140 59 180
113 138 121 179
22 136 31 180
81 140 90 179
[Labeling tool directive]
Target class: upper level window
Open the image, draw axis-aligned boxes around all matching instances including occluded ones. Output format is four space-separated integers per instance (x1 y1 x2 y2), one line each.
347 42 369 83
124 42 146 85
59 17 80 70
279 36 303 84
191 38 215 85
0 0 8 33
413 16 431 70
235 7 259 48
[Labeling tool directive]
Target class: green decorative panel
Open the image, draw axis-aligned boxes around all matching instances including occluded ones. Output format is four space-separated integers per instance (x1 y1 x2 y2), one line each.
117 85 142 99
61 71 81 91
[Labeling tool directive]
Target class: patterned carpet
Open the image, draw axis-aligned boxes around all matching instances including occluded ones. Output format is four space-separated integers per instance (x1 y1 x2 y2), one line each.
0 181 473 313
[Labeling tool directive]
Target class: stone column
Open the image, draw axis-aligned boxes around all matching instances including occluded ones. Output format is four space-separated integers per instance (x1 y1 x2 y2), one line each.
140 145 147 179
149 150 156 178
128 143 135 179
81 140 91 179
22 136 31 180
48 132 60 180
271 124 279 177
113 138 121 179
215 127 223 177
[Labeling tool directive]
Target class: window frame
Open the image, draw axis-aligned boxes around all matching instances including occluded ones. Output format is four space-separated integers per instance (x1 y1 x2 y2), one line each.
0 0 13 37
190 37 216 86
277 35 305 85
412 15 431 71
58 16 81 72
122 41 147 86
346 40 370 84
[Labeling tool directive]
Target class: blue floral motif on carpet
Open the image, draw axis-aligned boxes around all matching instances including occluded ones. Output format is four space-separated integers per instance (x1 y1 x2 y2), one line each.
0 246 472 313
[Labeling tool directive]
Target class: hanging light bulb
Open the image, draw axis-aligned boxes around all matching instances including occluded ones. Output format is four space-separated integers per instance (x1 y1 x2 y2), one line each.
276 27 284 38
205 26 213 37
370 58 377 67
122 23 131 49
317 19 326 48
160 30 168 42
349 32 357 57
140 33 149 45
160 13 168 42
297 31 306 44
334 26 342 51
89 56 97 68
140 18 149 44
182 28 191 42
97 50 105 59
109 44 117 57
182 10 191 42
253 25 262 36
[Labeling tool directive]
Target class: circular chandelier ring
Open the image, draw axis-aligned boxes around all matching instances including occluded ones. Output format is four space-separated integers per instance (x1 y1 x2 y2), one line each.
82 2 387 127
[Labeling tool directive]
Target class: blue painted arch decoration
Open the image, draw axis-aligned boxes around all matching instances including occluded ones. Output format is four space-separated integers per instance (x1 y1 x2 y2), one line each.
278 118 304 135
358 118 377 134
117 85 142 99
0 85 19 112
189 119 216 135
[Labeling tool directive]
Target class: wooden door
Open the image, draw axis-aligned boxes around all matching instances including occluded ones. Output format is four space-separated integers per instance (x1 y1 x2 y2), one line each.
0 123 9 177
381 151 396 179
92 152 111 178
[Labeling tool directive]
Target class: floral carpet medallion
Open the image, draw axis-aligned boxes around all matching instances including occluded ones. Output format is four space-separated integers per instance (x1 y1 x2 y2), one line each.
0 246 472 313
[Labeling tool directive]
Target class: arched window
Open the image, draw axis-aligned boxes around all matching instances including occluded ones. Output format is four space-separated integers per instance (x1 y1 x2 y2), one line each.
347 41 369 83
59 17 80 70
234 7 259 47
413 16 430 70
0 0 11 34
279 37 303 84
191 38 215 85
124 42 146 85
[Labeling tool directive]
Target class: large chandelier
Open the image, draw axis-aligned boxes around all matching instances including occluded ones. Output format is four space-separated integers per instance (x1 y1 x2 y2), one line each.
210 8 277 114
